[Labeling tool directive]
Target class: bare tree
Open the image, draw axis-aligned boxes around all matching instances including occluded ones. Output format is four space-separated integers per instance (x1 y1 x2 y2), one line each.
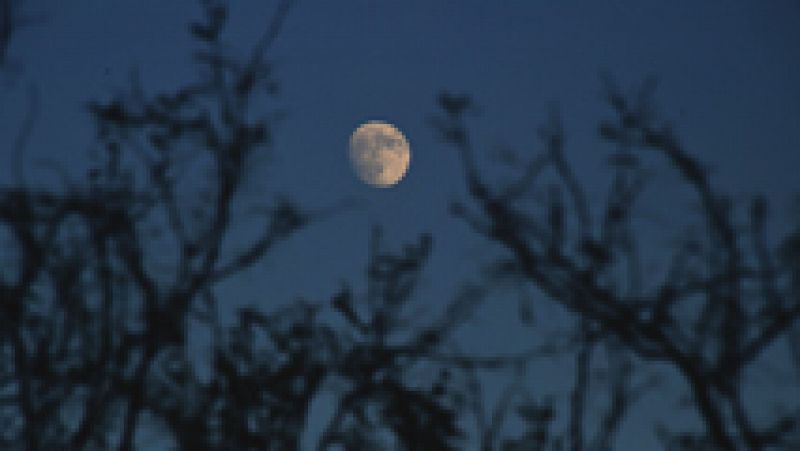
7 0 796 449
0 1 313 448
433 80 800 450
0 2 513 449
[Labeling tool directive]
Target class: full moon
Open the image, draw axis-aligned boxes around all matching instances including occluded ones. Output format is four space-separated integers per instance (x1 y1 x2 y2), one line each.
349 121 411 187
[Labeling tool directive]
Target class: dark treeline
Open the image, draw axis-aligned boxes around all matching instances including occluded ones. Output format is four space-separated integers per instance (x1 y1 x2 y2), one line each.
1 1 799 450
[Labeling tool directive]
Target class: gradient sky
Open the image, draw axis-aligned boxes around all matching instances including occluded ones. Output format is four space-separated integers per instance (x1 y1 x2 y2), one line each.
2 0 799 448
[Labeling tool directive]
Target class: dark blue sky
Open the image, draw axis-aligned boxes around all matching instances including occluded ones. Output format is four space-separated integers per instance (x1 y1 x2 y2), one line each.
2 0 800 447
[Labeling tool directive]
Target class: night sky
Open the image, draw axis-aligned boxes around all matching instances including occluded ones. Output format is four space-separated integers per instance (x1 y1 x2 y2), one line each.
3 0 800 448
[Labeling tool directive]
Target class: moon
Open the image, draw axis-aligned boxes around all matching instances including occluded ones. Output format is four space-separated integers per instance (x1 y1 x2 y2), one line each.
349 121 411 187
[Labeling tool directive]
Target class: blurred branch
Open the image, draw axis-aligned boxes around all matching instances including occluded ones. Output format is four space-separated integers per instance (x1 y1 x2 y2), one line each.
437 78 800 450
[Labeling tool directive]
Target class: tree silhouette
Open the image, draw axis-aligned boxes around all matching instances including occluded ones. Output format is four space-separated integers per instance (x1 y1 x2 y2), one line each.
3 1 799 450
0 2 501 449
0 1 311 448
433 78 800 450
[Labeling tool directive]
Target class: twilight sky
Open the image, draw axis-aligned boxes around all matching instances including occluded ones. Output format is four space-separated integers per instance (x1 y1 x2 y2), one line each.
2 0 799 447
